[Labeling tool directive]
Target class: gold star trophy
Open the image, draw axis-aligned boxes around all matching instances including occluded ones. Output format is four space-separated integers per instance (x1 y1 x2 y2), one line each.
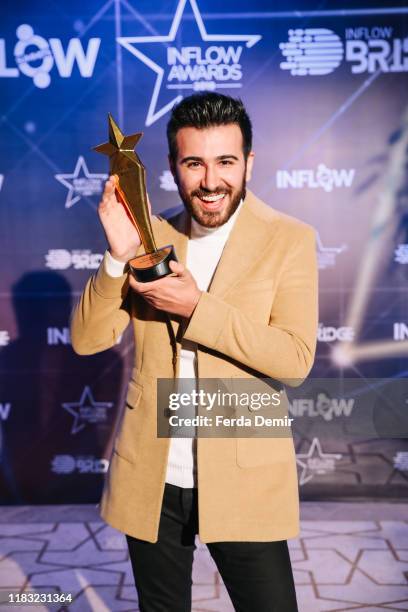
93 114 177 282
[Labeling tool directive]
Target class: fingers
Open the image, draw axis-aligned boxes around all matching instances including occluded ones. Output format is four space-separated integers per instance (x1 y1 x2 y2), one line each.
128 277 157 308
128 266 190 301
100 175 120 212
128 275 159 294
129 263 188 291
169 260 186 276
103 175 116 195
102 177 153 219
129 273 179 297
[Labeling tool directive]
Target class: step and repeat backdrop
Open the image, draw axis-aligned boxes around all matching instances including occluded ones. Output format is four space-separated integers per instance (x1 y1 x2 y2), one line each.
0 0 407 503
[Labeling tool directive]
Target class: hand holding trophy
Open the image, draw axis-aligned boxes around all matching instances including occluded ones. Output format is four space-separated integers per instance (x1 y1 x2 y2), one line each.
94 114 177 282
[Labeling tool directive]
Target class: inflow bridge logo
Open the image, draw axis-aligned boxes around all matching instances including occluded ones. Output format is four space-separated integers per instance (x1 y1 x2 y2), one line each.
280 28 343 76
280 26 408 76
117 0 261 126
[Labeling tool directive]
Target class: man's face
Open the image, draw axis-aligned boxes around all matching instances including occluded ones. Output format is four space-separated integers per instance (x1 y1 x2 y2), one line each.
170 124 254 228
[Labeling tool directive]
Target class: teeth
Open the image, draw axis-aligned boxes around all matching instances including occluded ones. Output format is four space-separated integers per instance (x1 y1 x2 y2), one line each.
200 194 225 202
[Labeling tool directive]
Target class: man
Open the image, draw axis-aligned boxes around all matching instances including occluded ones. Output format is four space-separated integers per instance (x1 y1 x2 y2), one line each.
71 93 318 611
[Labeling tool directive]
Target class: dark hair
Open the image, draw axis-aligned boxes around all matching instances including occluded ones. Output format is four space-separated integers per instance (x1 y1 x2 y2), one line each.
166 93 252 161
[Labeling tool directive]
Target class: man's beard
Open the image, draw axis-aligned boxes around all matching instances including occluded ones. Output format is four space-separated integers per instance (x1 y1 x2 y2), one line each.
176 177 246 228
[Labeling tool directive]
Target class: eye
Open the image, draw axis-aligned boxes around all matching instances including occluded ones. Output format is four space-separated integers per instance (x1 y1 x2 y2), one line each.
187 161 201 169
219 159 234 166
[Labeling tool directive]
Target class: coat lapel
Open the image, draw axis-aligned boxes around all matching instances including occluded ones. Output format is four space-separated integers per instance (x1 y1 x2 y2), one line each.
155 192 278 343
155 210 190 341
208 190 278 297
155 210 189 266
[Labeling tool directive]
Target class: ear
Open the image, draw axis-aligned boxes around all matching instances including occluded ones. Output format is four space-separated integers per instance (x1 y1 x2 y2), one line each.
245 151 255 182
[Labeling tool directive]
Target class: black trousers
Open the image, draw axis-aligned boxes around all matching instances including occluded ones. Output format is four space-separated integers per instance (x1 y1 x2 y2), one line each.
126 483 298 612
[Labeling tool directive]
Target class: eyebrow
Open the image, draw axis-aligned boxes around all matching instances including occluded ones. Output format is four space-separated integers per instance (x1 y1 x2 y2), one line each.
180 154 239 164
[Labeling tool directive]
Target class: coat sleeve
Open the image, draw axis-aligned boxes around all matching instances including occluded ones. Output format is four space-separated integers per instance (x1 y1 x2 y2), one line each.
183 226 318 386
70 252 132 355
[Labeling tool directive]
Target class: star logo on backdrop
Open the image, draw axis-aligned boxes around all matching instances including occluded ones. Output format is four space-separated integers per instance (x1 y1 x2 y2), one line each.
55 156 107 208
117 0 261 126
62 386 113 435
296 438 342 485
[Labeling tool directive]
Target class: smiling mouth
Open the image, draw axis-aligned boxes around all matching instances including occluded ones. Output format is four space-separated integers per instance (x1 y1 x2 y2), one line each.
195 192 227 210
199 193 225 202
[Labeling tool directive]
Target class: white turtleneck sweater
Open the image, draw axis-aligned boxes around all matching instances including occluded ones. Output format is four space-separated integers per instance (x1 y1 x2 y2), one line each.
105 203 241 488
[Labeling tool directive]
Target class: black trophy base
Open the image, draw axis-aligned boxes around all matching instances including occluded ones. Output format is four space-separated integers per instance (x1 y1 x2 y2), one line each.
129 245 177 282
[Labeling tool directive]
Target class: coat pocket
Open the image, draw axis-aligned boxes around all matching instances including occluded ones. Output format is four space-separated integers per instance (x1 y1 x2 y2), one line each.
125 379 143 410
114 380 144 462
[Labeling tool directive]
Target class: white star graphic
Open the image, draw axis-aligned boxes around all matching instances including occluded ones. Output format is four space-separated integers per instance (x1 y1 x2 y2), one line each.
62 386 113 435
55 156 107 209
296 438 342 486
117 0 261 126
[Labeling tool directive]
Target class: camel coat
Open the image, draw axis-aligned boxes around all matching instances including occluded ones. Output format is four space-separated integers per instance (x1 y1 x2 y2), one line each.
70 190 318 543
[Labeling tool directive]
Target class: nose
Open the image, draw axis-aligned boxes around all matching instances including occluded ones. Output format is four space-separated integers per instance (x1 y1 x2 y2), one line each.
201 164 220 192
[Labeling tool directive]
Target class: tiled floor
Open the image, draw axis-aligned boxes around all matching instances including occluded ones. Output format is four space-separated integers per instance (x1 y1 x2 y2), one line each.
0 503 407 611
